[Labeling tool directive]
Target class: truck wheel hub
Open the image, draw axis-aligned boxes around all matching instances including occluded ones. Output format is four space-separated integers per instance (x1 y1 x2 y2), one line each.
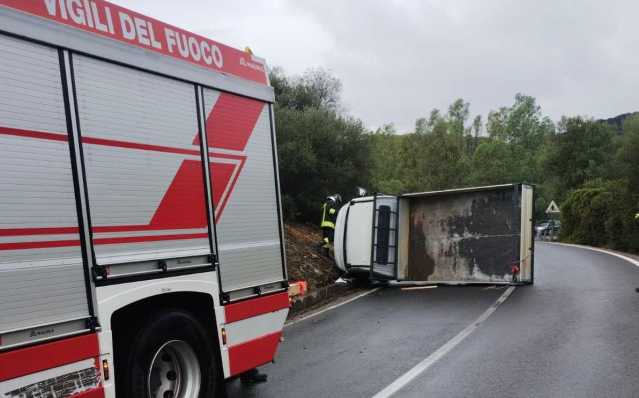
148 340 201 398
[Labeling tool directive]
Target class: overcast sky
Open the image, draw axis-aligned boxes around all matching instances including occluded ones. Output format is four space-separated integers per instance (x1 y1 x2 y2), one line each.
115 0 639 132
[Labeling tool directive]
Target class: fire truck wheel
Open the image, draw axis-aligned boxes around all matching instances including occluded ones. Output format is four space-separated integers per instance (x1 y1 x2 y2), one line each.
120 310 221 398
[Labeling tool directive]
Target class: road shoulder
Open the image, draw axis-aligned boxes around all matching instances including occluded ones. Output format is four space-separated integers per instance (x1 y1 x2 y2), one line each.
545 241 639 268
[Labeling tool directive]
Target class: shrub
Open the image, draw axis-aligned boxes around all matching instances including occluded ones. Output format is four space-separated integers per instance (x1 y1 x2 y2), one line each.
561 180 639 252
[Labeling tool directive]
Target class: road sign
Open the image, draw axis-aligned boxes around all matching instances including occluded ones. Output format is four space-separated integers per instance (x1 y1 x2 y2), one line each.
546 200 560 214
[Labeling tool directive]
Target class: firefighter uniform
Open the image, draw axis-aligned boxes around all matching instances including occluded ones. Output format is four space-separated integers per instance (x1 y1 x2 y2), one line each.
321 195 341 255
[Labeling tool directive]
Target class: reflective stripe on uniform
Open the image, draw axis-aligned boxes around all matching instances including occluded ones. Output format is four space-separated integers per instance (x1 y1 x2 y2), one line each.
321 221 335 229
322 238 331 249
321 203 336 230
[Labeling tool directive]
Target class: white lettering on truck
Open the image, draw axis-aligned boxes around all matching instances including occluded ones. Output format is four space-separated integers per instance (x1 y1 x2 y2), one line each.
131 16 162 49
44 0 58 16
42 0 224 69
91 2 108 32
67 0 86 25
188 36 202 61
165 28 223 68
201 41 214 65
118 11 162 49
119 11 135 40
133 16 150 46
82 0 94 28
103 6 115 33
148 21 162 49
44 0 115 34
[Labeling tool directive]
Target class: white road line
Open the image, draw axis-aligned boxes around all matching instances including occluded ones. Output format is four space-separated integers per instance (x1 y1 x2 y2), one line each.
372 286 517 398
545 242 639 269
401 286 438 291
285 287 382 328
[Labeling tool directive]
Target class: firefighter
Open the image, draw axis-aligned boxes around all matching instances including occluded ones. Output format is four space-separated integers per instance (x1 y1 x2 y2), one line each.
320 194 342 256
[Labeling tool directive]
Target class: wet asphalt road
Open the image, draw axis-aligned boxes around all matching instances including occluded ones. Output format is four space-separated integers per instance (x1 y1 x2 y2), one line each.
226 243 639 397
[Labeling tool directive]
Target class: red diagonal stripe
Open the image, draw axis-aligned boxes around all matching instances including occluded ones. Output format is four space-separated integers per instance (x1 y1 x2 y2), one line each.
0 234 208 251
211 157 246 221
82 136 200 156
211 162 236 211
0 239 81 251
149 160 208 229
195 92 264 151
0 126 68 142
0 227 79 237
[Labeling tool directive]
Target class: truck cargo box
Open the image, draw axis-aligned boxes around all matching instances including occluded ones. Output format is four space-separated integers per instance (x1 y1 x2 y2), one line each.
334 184 534 284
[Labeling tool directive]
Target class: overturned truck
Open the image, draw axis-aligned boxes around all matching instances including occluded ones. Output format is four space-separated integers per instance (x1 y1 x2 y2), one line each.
334 184 535 284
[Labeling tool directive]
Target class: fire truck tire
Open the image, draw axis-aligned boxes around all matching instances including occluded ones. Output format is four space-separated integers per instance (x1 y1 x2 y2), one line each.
118 310 221 398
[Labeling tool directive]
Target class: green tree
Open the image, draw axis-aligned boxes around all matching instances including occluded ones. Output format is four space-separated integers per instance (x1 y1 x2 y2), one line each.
275 106 370 221
415 118 427 135
270 67 342 112
468 139 513 185
616 114 639 195
543 117 616 201
447 99 470 136
471 115 482 138
411 119 470 191
369 124 406 194
487 94 554 150
271 68 369 222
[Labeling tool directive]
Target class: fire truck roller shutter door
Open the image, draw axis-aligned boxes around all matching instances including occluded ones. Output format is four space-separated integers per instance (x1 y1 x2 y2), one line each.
202 88 285 293
72 55 212 265
0 34 90 340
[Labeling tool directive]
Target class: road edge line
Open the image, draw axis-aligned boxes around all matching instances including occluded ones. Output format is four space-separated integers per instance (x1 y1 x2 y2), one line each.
285 287 382 328
371 286 516 398
546 242 639 269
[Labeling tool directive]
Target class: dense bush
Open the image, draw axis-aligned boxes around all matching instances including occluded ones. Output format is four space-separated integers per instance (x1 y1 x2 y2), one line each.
561 180 639 252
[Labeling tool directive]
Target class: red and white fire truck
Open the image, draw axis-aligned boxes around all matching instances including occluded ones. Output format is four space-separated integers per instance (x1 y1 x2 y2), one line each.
0 1 289 397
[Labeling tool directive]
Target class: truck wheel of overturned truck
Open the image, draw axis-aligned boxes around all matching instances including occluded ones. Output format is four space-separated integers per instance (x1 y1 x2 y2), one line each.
119 310 220 398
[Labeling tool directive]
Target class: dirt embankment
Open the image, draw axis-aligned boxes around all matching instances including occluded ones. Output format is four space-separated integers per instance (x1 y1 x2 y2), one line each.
285 223 339 290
